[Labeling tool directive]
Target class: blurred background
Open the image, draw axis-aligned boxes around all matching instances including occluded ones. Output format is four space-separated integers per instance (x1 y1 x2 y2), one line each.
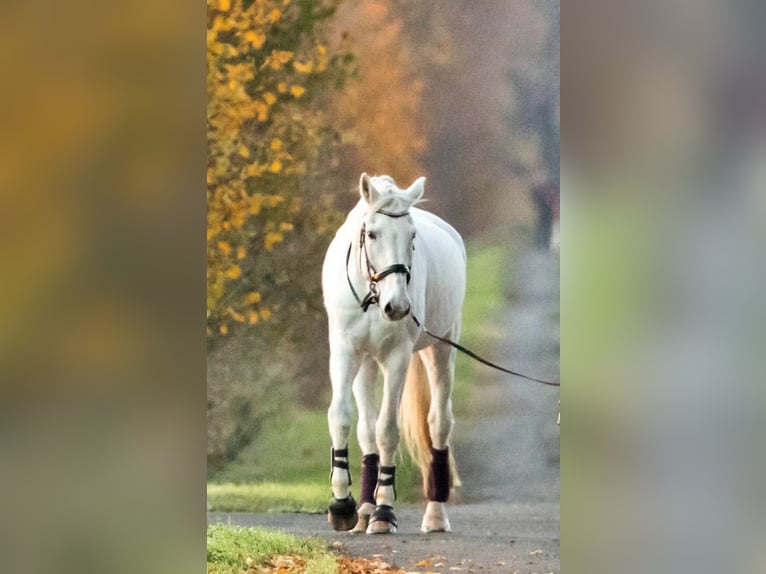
205 0 560 497
3 0 766 573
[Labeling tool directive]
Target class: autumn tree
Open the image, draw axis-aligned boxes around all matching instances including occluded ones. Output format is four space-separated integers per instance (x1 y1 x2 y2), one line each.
329 0 426 196
207 0 348 341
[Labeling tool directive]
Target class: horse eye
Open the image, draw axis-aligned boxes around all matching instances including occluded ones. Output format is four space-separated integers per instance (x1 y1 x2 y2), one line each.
366 231 377 240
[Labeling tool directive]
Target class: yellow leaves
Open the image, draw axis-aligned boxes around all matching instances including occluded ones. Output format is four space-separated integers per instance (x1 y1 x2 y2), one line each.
263 92 277 105
245 291 262 304
229 209 247 229
244 163 267 180
254 100 269 122
268 8 282 23
224 63 254 82
206 0 347 338
265 50 293 70
244 30 266 50
264 231 284 251
224 265 242 280
227 307 246 323
274 50 293 64
293 60 313 74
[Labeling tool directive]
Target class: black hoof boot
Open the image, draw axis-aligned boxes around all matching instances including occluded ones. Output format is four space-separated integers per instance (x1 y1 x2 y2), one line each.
366 504 398 534
328 495 358 531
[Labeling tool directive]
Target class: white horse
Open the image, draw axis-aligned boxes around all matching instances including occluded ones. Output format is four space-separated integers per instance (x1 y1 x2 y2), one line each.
322 173 466 534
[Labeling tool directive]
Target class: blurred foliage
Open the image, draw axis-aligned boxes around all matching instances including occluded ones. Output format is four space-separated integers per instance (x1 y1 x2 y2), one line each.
329 0 426 185
207 0 347 339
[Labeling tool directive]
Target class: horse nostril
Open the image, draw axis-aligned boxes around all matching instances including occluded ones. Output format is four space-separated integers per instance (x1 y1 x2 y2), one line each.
384 302 394 316
402 305 410 317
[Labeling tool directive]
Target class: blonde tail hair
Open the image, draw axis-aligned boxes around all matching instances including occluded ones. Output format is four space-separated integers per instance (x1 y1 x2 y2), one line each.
399 352 460 495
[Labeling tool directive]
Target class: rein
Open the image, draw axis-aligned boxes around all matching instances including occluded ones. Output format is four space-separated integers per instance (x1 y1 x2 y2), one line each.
344 207 560 388
410 314 560 387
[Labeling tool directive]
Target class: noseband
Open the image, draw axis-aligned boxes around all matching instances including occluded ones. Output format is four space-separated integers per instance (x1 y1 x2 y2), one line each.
346 208 412 312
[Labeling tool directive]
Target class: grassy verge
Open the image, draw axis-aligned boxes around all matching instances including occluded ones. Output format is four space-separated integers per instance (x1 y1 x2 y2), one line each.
207 524 336 574
208 524 404 573
451 242 506 414
208 242 508 513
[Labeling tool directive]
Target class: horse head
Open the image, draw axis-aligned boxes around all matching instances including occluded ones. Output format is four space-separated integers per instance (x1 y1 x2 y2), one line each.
358 172 425 322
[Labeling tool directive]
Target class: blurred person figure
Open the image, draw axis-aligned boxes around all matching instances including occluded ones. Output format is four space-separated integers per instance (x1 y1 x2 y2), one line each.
531 174 560 252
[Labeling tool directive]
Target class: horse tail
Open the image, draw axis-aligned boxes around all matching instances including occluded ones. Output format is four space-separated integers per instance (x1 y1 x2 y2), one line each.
400 352 461 495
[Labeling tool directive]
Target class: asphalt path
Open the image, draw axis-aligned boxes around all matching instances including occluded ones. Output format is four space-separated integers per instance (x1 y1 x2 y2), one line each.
209 246 560 573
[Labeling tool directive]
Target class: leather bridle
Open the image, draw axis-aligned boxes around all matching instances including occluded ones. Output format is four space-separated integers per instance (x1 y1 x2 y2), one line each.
345 208 412 312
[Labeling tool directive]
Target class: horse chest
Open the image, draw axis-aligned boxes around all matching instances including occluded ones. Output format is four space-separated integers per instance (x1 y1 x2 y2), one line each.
337 312 411 356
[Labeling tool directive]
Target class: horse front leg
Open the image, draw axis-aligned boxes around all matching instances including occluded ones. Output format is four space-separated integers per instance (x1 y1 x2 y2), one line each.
327 342 361 531
351 355 379 533
366 350 410 534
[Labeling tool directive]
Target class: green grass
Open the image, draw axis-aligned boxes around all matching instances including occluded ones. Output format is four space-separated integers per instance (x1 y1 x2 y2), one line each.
208 482 330 513
452 242 506 413
207 523 336 574
208 242 509 513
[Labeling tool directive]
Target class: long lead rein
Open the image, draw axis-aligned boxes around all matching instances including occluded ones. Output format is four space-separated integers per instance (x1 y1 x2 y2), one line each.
344 236 560 388
410 313 560 387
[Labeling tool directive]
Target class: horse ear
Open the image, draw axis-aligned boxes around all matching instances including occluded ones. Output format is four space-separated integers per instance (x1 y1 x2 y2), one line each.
404 176 426 204
359 172 379 204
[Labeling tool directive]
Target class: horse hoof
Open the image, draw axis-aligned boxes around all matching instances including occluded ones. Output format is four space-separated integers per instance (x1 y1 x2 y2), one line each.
365 505 398 534
420 501 451 533
328 495 358 531
351 502 375 533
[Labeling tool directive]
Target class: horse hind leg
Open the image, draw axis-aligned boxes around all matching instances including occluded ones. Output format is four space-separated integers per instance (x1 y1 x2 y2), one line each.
419 342 458 533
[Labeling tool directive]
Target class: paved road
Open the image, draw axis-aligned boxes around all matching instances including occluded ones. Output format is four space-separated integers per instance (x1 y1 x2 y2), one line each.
210 246 560 573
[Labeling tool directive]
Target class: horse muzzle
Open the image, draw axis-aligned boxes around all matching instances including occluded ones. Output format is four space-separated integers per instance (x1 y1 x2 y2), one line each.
382 301 411 321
